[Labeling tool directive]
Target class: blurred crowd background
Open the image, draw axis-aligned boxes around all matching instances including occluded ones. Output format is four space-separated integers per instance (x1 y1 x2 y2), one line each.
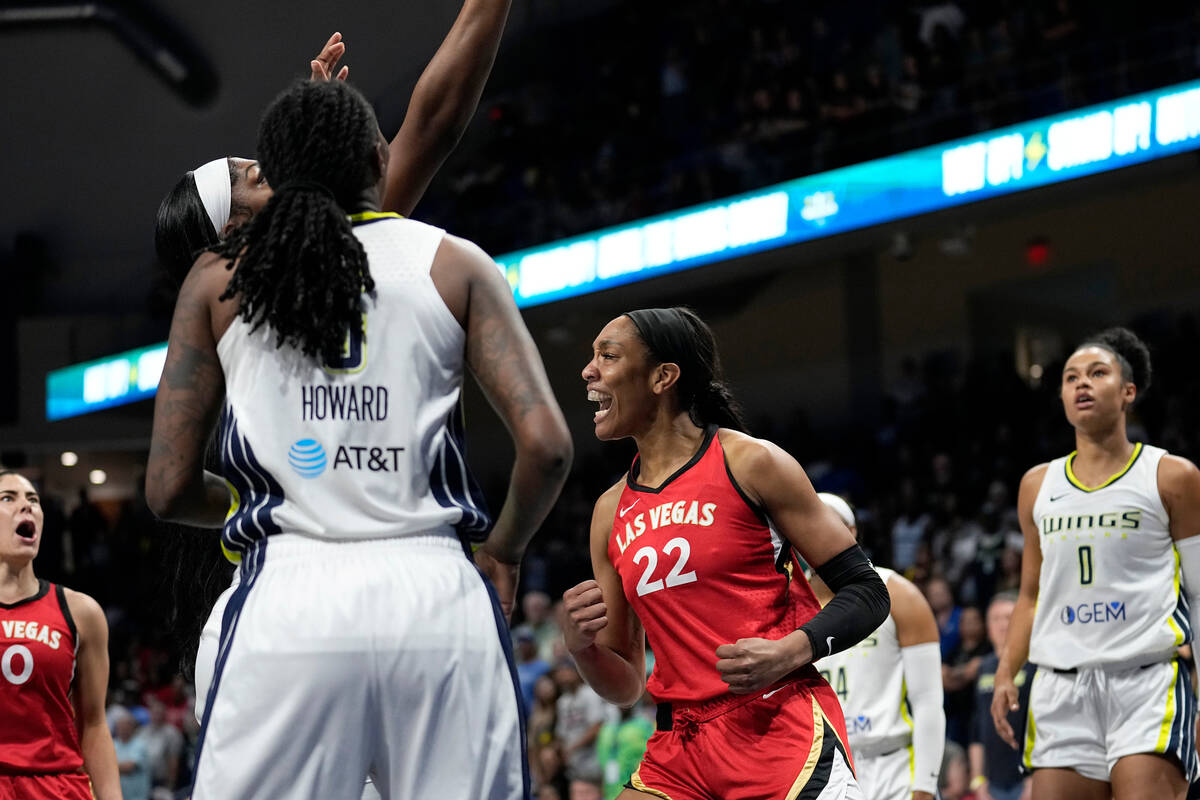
418 0 1200 256
9 0 1200 798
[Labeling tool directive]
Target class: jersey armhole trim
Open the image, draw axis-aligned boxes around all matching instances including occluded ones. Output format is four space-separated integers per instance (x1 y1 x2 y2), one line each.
0 578 50 609
53 583 78 646
722 454 768 523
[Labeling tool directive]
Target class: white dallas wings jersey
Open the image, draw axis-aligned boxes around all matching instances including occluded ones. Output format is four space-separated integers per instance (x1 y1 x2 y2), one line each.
1029 443 1187 670
817 567 914 754
214 214 489 560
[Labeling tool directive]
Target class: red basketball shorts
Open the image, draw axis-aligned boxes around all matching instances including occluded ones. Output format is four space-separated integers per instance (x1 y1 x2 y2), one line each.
0 772 93 800
629 679 861 800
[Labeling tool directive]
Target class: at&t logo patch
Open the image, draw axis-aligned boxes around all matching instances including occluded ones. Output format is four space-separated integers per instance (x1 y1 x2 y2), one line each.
288 439 327 478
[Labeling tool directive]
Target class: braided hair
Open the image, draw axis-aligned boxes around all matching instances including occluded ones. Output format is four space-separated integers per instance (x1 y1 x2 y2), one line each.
623 307 749 433
1076 327 1153 404
212 79 381 363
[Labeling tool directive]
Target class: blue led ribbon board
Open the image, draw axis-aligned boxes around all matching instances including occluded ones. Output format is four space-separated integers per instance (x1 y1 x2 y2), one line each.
501 79 1200 308
45 80 1200 419
46 342 168 421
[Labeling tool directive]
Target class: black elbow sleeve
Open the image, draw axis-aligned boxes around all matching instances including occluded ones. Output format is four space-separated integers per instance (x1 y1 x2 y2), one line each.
799 544 890 660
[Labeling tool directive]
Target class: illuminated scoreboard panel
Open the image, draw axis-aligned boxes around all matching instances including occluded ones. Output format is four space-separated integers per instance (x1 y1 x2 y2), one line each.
45 343 168 421
45 80 1200 421
501 80 1200 307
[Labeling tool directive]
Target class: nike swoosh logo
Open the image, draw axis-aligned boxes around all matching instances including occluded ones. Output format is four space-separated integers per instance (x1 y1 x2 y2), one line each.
1049 493 1071 502
619 499 640 516
826 635 835 652
762 688 783 700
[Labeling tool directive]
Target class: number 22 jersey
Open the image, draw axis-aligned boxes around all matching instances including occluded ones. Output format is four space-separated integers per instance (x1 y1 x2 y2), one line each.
608 426 823 704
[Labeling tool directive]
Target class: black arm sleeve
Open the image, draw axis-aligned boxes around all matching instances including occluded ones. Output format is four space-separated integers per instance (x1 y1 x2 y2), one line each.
799 544 890 660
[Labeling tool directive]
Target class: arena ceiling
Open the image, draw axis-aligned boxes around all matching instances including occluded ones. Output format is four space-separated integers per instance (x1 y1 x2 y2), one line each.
0 0 560 317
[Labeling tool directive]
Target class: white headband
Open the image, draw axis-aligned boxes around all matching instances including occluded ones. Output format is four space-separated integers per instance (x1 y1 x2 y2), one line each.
192 157 232 236
817 493 856 529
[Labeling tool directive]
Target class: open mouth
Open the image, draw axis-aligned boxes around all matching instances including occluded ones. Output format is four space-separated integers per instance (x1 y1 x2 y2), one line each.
1075 394 1094 410
588 389 613 423
15 520 36 542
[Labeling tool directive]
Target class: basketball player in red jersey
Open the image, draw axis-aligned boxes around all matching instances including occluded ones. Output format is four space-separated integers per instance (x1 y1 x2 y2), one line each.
0 471 120 800
562 308 891 800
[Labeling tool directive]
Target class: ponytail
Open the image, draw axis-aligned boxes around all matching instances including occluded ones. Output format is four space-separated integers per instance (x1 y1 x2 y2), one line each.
695 379 748 433
213 185 372 363
211 79 383 364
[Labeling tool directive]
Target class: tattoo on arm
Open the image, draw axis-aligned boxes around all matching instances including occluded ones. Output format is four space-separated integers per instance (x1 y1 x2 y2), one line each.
465 273 551 427
148 274 227 519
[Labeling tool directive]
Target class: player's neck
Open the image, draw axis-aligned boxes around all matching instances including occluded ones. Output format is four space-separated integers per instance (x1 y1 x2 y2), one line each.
346 186 382 215
634 416 706 487
1072 424 1135 474
0 560 39 604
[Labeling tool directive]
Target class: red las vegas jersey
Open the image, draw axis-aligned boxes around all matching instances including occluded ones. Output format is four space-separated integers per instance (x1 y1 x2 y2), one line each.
0 581 83 774
609 426 823 703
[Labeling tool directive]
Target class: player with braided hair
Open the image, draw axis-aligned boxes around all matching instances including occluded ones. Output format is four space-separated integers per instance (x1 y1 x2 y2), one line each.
147 78 571 799
992 327 1200 800
210 78 383 364
156 0 513 282
159 0 514 739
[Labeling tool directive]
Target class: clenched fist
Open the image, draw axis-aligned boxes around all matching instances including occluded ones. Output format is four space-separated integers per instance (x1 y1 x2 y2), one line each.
715 633 809 694
561 580 609 654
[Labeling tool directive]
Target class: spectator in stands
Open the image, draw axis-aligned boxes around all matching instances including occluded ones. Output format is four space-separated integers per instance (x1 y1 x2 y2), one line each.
529 673 565 797
996 547 1022 594
516 628 553 714
942 606 991 746
940 740 977 800
925 576 963 655
931 495 983 599
595 696 654 800
112 709 152 800
137 697 182 797
893 480 933 571
553 660 610 800
517 590 561 663
970 592 1033 800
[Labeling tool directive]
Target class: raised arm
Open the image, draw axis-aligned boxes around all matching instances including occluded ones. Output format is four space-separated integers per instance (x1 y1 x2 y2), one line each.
714 431 889 694
68 590 121 800
561 483 647 708
382 0 512 215
992 464 1046 748
145 254 231 527
431 235 571 610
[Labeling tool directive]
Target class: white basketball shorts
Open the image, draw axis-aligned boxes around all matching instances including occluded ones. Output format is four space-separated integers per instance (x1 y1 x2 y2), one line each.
191 532 527 800
1023 658 1197 782
851 746 911 800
